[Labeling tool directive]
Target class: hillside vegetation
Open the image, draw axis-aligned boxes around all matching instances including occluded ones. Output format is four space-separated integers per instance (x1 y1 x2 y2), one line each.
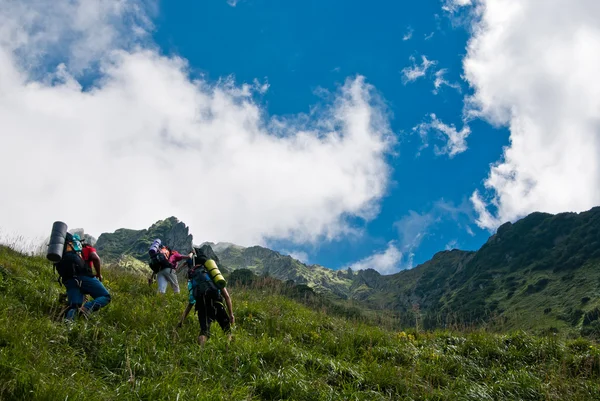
2 246 600 400
94 208 600 336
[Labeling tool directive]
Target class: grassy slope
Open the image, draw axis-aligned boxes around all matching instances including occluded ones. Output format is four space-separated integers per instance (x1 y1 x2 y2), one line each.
93 208 600 336
2 247 600 400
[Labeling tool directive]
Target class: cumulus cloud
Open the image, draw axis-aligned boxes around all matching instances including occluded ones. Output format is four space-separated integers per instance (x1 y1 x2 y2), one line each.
346 242 403 275
460 0 600 229
401 55 437 84
413 113 471 157
433 69 461 94
227 0 240 7
0 0 394 247
403 27 414 41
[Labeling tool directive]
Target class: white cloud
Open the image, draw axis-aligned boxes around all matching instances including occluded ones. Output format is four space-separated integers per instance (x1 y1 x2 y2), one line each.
347 242 403 275
466 225 475 236
442 0 473 13
413 113 471 157
461 0 600 229
395 210 438 252
344 208 441 274
470 190 501 229
403 27 414 41
445 239 459 250
227 0 240 6
0 0 394 247
0 0 152 74
281 250 309 264
401 55 437 84
395 199 475 262
347 198 476 274
433 69 461 94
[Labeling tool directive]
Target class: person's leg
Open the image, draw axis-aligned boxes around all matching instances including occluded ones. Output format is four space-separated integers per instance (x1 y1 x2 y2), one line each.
196 296 212 348
214 301 232 342
178 281 196 328
166 269 180 294
63 279 84 321
156 270 168 294
80 276 111 314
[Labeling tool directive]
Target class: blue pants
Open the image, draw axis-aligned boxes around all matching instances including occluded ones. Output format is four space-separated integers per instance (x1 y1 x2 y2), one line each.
64 276 111 320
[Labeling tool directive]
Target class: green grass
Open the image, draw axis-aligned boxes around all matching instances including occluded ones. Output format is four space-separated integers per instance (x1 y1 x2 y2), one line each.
1 246 600 400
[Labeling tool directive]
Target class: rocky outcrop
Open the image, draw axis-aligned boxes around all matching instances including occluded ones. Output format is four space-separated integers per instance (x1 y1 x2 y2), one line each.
96 217 193 262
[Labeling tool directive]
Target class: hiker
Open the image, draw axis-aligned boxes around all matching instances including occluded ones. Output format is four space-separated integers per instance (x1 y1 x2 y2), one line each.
178 246 234 347
177 245 219 327
82 239 102 281
149 244 190 294
54 233 111 320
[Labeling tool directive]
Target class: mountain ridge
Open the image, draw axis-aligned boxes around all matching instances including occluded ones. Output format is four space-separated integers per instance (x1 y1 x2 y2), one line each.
94 207 600 335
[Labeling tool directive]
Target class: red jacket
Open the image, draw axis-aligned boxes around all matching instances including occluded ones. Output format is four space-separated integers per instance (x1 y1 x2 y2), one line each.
82 245 97 269
169 251 188 269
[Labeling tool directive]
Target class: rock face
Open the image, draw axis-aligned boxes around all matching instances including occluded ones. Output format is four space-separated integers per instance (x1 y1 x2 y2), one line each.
70 228 97 246
95 217 193 262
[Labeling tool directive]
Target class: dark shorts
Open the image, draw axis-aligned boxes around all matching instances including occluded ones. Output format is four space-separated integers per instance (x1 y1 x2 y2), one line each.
195 294 230 337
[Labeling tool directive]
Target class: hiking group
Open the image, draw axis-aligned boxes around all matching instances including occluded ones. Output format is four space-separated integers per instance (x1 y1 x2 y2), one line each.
148 238 235 345
47 221 234 346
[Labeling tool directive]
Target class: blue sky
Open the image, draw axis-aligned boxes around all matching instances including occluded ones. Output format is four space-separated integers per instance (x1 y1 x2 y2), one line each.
1 0 599 274
151 0 507 269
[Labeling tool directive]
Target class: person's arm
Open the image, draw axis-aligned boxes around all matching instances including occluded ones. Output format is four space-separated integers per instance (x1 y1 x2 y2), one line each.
177 302 194 328
221 287 234 325
172 252 193 270
89 251 103 281
173 252 193 263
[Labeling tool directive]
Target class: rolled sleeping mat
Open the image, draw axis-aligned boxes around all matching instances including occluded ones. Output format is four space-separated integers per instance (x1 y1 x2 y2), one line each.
205 259 226 289
149 238 162 256
47 221 68 262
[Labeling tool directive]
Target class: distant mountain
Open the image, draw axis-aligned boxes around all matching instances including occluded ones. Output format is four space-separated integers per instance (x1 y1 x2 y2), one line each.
70 228 97 246
212 243 354 298
95 207 600 334
366 207 600 333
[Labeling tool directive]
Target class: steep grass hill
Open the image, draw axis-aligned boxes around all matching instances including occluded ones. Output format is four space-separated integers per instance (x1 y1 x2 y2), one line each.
2 246 600 400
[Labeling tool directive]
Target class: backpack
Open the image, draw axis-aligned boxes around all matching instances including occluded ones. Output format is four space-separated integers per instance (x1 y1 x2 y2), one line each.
148 239 172 273
53 233 91 281
189 266 221 301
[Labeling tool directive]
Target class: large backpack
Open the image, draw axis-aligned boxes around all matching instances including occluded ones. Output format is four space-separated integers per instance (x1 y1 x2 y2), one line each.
148 239 172 274
53 233 91 281
189 266 221 301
